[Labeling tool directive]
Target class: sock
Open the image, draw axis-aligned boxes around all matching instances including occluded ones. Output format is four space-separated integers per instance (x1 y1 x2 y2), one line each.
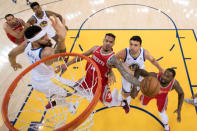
159 110 169 129
107 88 121 107
118 88 123 102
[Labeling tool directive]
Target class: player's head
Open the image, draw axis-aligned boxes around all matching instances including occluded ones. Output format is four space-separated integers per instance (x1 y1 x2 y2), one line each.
129 36 142 54
30 2 42 15
103 33 116 51
24 25 52 47
160 68 176 84
5 14 17 26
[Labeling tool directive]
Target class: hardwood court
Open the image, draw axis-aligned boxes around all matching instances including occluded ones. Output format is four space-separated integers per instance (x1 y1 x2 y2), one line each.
0 0 197 130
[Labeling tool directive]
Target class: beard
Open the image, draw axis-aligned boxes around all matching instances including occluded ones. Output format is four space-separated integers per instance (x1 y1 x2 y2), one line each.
103 46 112 52
130 50 137 55
10 20 18 26
160 78 167 85
160 81 166 85
103 48 109 52
36 11 43 17
12 22 17 26
39 40 53 48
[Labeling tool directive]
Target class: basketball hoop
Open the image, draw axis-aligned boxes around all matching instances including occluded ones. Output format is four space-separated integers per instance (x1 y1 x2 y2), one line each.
2 53 102 131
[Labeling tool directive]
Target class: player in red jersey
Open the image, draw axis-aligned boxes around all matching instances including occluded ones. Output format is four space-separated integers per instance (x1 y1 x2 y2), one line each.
3 14 26 45
79 45 115 103
135 68 184 131
57 33 140 108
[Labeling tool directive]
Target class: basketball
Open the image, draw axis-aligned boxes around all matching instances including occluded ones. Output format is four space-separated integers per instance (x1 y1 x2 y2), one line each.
140 76 160 97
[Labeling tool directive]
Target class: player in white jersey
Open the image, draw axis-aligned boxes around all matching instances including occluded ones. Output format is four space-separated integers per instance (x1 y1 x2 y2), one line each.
26 2 68 46
116 36 164 113
24 41 74 99
8 16 77 112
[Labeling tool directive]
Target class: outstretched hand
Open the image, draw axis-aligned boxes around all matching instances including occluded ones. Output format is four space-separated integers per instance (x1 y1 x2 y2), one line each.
50 15 67 42
174 109 181 122
130 86 139 99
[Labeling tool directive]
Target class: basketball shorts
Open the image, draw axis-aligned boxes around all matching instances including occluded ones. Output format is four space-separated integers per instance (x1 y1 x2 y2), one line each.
80 73 112 104
31 76 75 98
121 76 141 93
140 93 168 112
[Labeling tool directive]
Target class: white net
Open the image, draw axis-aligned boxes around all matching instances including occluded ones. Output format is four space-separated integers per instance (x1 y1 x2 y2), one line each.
4 54 101 131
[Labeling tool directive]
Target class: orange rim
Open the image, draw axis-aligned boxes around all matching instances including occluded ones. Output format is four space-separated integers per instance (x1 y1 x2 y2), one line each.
2 53 102 131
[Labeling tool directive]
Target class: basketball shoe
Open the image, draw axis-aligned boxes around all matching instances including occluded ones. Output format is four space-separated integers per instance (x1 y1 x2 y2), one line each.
12 0 17 4
164 124 170 131
27 1 32 5
45 100 56 109
185 98 197 106
122 100 130 114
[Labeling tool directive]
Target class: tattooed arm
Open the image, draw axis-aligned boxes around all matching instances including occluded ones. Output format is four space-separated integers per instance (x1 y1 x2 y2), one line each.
107 55 140 86
67 46 99 66
134 69 157 78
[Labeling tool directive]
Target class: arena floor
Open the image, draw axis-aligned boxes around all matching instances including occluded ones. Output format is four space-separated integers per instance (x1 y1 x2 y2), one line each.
0 0 197 130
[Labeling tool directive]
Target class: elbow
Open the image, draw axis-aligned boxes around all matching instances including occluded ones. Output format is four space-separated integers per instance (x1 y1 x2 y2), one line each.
151 58 156 64
179 92 184 98
8 51 13 59
8 50 15 58
8 51 12 57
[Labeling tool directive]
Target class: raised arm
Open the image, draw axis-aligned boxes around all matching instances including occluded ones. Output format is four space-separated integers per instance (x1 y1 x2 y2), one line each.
46 11 68 30
107 55 140 86
66 46 98 67
144 49 164 73
134 69 157 78
172 80 184 122
41 16 67 65
50 16 67 53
